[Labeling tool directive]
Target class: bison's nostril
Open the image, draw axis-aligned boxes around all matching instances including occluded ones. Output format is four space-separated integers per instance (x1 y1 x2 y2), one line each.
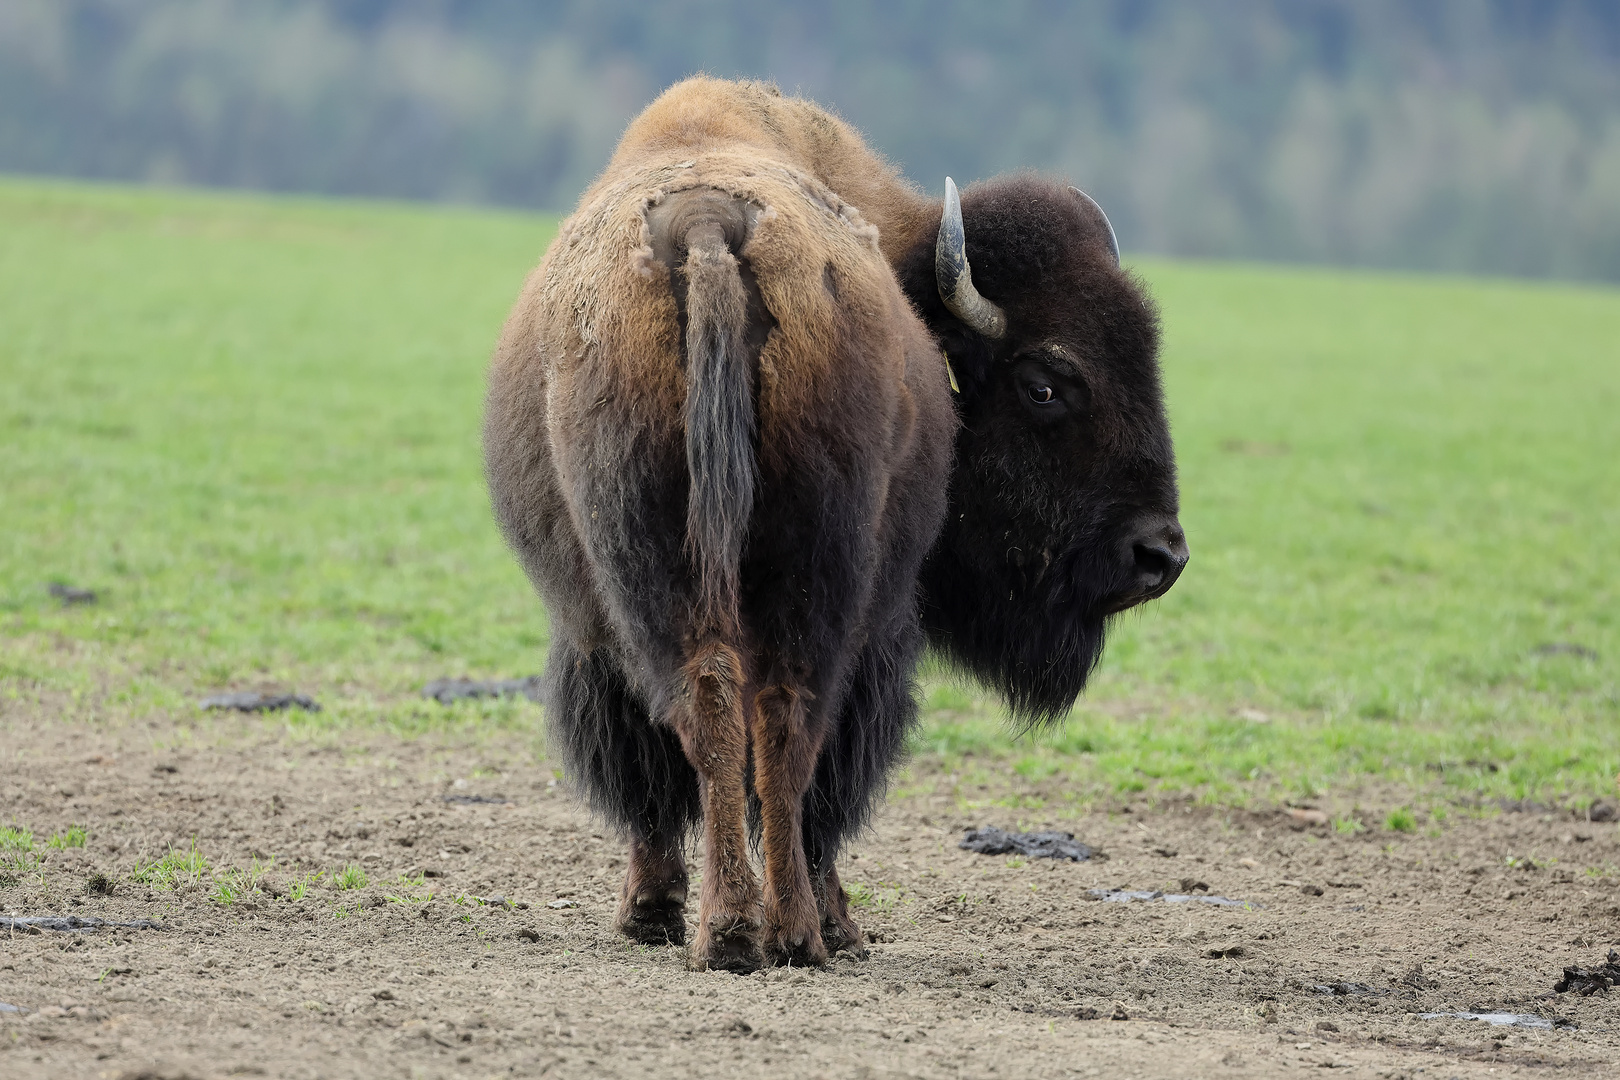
1129 523 1188 599
1133 543 1174 589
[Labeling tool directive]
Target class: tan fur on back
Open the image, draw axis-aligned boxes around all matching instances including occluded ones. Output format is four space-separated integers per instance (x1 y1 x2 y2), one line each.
491 77 944 555
601 78 935 264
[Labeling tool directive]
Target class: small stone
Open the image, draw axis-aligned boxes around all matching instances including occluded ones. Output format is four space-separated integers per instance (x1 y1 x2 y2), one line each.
1300 883 1324 896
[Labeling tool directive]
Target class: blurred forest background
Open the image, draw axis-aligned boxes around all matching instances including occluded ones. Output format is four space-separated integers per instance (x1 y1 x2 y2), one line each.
3 0 1619 281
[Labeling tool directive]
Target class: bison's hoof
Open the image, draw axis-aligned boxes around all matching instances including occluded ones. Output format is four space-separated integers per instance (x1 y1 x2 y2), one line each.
766 925 829 968
691 907 765 973
616 895 687 947
695 924 765 974
820 914 867 960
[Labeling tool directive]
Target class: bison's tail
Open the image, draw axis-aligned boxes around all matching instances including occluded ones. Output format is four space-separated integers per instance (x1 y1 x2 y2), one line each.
681 221 757 637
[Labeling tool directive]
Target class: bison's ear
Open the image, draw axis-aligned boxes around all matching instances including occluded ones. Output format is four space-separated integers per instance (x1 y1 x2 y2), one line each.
1067 186 1120 266
936 325 996 403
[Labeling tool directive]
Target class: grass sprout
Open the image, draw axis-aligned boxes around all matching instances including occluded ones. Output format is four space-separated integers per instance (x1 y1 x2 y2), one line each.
334 863 369 891
289 871 324 901
845 880 904 913
47 825 88 849
1333 815 1365 836
0 853 35 884
1385 807 1418 832
383 872 432 904
209 857 275 906
131 839 211 890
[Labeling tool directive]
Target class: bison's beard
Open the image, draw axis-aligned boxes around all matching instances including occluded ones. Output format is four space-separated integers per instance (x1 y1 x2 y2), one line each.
920 522 1130 726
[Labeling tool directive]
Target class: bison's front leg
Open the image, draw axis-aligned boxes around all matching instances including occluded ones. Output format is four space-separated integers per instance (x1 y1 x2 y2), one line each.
752 684 828 967
813 861 868 959
616 832 688 946
674 643 764 972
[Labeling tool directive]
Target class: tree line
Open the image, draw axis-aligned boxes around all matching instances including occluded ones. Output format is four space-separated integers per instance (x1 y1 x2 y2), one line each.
3 0 1617 280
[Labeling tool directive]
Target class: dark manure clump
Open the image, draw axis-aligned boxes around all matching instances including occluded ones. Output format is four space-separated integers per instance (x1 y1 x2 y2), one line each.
1555 949 1620 996
200 691 320 712
959 826 1094 861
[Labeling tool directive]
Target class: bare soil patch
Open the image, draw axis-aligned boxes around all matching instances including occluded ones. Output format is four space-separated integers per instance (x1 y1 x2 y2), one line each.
3 707 1619 1079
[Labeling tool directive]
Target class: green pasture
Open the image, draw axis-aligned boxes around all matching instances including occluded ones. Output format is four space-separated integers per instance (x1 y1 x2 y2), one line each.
1 177 1616 806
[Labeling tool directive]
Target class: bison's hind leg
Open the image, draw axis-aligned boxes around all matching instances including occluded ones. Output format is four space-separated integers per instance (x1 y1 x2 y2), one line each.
813 862 868 959
751 682 830 968
616 833 689 946
543 638 702 949
674 641 765 973
800 621 924 963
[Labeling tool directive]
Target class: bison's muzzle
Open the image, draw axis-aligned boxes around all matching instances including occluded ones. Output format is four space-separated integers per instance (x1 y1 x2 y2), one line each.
1117 514 1189 612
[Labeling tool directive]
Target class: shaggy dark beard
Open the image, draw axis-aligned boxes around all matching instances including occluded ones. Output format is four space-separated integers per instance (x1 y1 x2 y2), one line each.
920 519 1135 726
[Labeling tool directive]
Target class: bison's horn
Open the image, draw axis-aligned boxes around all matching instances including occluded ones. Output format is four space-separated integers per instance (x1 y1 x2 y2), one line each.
1068 186 1120 266
936 177 1006 340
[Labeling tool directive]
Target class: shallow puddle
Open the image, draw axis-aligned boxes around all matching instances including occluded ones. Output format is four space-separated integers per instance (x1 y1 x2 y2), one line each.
1419 1011 1572 1029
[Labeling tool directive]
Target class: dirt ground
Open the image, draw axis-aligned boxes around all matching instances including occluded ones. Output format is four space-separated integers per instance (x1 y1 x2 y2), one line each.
3 703 1619 1080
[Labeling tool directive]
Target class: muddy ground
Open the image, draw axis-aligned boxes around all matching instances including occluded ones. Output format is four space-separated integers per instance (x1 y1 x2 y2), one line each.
3 704 1619 1080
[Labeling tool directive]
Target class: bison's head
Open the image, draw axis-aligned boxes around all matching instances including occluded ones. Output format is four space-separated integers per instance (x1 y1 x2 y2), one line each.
896 176 1186 723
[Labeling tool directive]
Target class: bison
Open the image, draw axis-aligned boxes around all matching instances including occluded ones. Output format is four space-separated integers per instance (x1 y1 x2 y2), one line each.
484 78 1185 973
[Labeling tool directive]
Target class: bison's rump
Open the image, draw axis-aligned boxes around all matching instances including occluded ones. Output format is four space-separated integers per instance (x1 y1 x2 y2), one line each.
534 152 924 467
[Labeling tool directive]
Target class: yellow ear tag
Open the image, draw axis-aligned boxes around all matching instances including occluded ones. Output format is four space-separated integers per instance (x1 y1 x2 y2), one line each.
946 358 960 394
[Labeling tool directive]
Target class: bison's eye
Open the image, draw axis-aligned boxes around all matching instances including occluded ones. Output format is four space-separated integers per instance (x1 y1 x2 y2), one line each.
1027 385 1056 405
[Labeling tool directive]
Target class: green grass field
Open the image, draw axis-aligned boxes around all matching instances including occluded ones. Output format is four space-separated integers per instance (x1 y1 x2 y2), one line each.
2 177 1616 806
